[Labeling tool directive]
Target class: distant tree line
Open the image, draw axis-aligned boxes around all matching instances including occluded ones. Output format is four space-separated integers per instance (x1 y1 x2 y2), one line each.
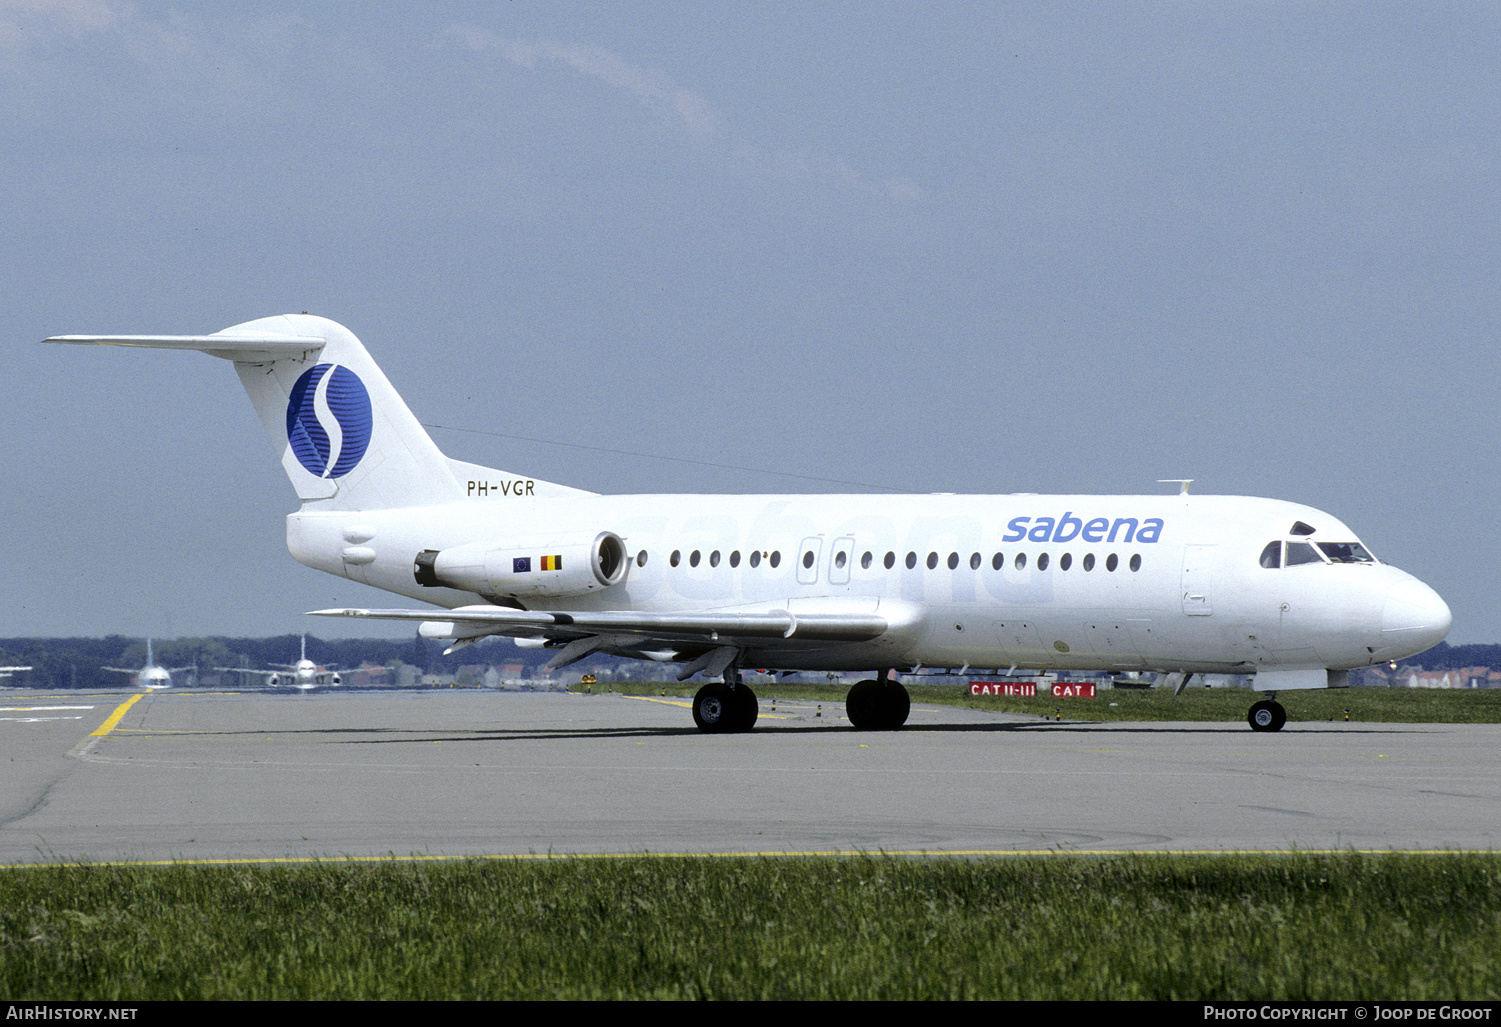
1407 641 1501 672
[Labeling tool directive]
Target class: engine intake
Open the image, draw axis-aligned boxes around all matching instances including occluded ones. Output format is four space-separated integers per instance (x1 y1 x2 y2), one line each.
414 532 628 599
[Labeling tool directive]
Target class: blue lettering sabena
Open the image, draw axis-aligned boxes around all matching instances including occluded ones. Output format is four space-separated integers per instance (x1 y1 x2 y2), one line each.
1002 512 1164 545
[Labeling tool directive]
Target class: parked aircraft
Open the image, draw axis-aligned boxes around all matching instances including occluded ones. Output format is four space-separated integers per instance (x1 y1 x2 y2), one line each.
103 639 190 690
48 315 1451 732
218 635 341 690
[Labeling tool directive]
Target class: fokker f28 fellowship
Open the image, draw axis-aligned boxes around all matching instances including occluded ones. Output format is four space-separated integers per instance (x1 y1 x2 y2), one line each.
48 315 1452 732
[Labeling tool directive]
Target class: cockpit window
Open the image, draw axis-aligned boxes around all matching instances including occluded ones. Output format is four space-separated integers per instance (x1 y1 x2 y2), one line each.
1285 542 1322 566
1316 541 1376 564
1259 541 1281 569
1290 521 1316 536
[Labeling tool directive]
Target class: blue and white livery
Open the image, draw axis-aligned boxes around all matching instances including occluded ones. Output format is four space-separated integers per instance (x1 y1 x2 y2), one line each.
47 314 1451 732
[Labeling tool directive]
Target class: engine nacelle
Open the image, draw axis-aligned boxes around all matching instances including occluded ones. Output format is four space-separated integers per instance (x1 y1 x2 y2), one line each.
413 532 628 599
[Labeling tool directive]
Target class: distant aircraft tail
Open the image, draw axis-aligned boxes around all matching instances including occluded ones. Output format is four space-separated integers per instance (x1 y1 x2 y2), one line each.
46 314 584 510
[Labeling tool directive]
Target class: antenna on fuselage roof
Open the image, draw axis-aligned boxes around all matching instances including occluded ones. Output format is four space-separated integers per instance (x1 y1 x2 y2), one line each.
1158 479 1193 495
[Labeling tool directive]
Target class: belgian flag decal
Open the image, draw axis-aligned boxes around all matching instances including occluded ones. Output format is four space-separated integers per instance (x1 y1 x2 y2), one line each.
540 554 562 571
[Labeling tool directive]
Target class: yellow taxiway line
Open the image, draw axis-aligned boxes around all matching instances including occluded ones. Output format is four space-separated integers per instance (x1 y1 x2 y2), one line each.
90 693 144 737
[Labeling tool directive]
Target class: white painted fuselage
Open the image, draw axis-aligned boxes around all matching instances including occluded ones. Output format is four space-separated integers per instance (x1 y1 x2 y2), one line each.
289 490 1446 678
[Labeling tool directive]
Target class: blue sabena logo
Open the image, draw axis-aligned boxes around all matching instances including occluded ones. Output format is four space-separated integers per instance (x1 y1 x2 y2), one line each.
286 364 373 479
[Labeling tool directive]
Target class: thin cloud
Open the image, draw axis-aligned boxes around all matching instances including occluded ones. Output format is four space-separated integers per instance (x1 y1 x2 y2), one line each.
0 0 125 48
448 24 922 205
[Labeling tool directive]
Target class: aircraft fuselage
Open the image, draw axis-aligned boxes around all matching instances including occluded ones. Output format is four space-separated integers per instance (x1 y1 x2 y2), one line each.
288 491 1446 677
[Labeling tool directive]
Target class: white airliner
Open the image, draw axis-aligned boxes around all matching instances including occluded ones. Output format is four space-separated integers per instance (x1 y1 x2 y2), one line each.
48 315 1451 732
218 636 341 691
103 638 189 690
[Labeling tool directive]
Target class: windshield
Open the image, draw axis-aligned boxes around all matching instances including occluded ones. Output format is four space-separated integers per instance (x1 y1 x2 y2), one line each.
1316 541 1376 564
1285 542 1322 566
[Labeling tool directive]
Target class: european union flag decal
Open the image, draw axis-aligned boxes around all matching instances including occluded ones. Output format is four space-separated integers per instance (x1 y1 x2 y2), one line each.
513 557 532 573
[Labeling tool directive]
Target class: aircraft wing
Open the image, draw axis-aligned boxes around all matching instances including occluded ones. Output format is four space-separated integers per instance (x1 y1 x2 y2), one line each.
309 602 915 668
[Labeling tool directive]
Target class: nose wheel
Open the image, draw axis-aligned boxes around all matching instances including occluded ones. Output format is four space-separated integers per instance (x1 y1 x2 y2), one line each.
1247 699 1286 732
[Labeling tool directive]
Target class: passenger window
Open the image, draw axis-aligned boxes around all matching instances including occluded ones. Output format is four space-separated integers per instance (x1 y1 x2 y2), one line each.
861 551 873 569
906 552 917 570
992 553 1003 571
671 550 681 568
1130 554 1141 572
710 550 720 567
1083 553 1094 571
969 552 982 570
1259 542 1281 569
637 551 649 567
802 550 815 569
730 550 740 568
1037 553 1050 571
1106 554 1118 572
884 551 896 569
769 551 781 568
947 552 959 570
927 552 939 570
1014 553 1027 570
1060 553 1072 571
690 550 701 568
750 551 761 568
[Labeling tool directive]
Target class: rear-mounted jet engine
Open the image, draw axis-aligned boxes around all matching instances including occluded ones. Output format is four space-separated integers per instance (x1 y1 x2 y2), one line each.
413 531 628 599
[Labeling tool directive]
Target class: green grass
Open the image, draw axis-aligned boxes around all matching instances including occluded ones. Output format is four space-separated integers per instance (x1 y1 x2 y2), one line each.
575 680 1501 724
3 853 1500 999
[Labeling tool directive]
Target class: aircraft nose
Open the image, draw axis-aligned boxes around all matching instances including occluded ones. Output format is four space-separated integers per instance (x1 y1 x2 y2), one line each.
1379 577 1452 657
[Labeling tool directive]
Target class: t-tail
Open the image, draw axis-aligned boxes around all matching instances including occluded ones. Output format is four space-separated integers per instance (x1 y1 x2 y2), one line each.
46 314 587 511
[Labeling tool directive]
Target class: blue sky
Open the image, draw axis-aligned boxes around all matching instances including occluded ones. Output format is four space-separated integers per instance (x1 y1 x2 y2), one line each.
2 2 1495 642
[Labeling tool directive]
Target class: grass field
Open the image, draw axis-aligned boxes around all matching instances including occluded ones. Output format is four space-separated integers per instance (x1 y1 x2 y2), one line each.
3 853 1498 1000
575 679 1501 725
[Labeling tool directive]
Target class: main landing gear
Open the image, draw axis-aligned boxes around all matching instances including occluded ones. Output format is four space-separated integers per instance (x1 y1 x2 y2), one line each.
693 654 758 734
689 665 911 733
692 680 759 733
845 671 910 730
1247 695 1287 732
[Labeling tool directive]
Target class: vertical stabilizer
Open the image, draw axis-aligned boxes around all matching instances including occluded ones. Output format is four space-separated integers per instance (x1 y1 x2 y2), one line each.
48 314 514 510
224 314 463 509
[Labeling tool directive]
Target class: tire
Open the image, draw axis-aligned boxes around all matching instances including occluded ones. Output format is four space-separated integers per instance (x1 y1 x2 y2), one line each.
886 681 910 729
734 684 759 732
846 679 908 730
845 679 880 729
693 682 736 733
1248 699 1286 732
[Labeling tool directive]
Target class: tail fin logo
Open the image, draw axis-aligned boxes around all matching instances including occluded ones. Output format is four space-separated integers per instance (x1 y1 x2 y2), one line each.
286 364 373 479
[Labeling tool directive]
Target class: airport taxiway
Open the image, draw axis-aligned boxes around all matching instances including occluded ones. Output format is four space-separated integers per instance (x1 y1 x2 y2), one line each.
1 687 1497 863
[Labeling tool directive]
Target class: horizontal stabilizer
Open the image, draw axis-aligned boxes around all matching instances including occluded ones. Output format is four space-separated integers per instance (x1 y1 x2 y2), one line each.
44 332 325 362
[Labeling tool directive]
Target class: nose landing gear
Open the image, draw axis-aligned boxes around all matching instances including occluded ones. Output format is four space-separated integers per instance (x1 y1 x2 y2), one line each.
1247 697 1287 732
